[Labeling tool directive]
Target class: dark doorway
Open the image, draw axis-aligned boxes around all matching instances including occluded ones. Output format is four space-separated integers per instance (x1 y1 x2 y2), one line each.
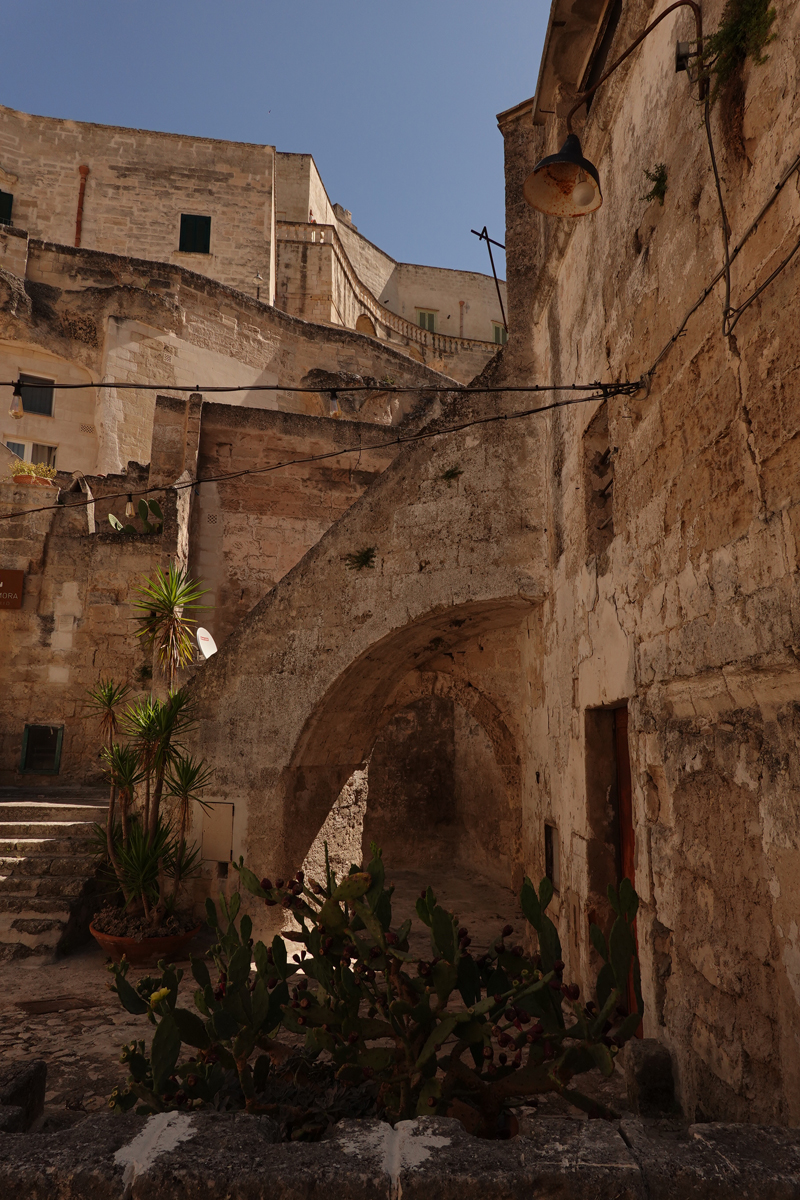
585 703 638 1020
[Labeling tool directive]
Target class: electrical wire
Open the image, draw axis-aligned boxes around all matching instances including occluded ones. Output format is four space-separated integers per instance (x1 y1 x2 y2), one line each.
647 126 800 377
0 380 633 396
4 126 800 523
0 388 634 522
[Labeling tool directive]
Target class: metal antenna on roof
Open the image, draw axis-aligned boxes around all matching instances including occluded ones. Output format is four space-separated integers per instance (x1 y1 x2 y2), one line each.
471 227 507 333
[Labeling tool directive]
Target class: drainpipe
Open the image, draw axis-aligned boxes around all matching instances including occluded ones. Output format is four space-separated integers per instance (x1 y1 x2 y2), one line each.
74 165 90 247
459 300 464 339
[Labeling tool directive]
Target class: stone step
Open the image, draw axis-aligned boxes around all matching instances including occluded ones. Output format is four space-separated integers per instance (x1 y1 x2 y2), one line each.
0 803 107 824
0 836 97 855
0 873 88 898
0 854 98 877
0 894 73 917
0 821 103 840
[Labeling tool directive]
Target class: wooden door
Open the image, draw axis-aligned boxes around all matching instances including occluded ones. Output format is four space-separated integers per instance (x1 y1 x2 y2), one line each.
614 706 640 1025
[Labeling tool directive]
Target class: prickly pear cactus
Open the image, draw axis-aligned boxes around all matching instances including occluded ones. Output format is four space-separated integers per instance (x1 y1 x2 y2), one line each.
108 845 643 1137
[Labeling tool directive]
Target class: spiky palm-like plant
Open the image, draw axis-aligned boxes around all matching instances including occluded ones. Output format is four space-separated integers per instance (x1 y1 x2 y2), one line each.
101 742 146 900
164 754 214 891
86 679 132 870
86 678 131 754
132 564 210 688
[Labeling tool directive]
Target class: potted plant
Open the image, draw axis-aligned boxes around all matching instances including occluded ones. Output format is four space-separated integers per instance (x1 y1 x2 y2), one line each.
86 564 213 963
9 459 58 487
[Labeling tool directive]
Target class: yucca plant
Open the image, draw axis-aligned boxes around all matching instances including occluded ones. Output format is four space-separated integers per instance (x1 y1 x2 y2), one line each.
132 564 210 688
101 743 146 899
86 678 131 754
164 754 214 891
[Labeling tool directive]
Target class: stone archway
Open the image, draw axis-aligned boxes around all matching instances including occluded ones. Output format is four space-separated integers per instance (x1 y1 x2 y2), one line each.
273 599 531 888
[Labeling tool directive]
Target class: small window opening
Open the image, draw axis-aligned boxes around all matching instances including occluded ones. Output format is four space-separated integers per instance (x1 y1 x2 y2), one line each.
544 823 560 893
417 309 436 333
493 322 508 345
19 374 55 417
6 440 25 459
21 725 63 774
0 191 12 226
584 399 614 568
179 214 211 254
217 861 229 879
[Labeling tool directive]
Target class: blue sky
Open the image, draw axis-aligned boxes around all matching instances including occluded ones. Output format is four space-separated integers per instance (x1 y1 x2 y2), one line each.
2 1 550 277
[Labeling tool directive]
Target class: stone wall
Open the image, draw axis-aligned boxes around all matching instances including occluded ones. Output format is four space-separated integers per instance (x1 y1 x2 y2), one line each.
0 104 275 299
498 0 800 1127
184 400 400 646
0 240 456 475
0 475 169 785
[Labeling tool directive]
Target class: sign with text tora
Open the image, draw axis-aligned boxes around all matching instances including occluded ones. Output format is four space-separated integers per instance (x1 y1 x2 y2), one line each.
0 570 24 609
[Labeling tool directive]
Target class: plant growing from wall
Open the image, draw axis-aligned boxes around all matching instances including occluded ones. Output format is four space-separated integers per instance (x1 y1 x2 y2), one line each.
703 0 777 102
108 499 164 535
132 564 210 688
107 846 643 1137
441 465 464 483
641 163 668 206
344 547 377 571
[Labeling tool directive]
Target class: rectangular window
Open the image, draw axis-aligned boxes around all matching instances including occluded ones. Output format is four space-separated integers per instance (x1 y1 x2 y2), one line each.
31 443 57 468
179 214 211 254
19 374 54 417
417 310 436 333
21 724 64 774
544 823 561 892
493 323 508 344
0 191 12 226
6 440 25 458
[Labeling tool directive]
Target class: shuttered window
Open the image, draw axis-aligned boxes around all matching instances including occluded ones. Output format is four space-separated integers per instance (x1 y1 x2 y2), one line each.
21 725 64 774
19 374 54 417
179 214 211 254
417 310 436 333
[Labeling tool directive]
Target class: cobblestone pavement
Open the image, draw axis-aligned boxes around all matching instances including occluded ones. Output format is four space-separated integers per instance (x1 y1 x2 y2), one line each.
0 866 626 1130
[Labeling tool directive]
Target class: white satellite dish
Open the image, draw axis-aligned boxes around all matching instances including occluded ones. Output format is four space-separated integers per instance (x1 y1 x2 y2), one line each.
196 628 218 659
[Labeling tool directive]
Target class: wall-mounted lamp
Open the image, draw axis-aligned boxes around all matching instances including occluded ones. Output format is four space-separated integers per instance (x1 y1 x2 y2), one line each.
524 0 704 217
254 271 264 301
9 380 23 420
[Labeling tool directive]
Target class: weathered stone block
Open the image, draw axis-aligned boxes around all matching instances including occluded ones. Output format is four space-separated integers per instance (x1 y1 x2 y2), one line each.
0 1059 46 1130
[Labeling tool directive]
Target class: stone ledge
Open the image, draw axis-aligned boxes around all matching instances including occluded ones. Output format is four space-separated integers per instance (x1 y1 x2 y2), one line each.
0 1114 797 1199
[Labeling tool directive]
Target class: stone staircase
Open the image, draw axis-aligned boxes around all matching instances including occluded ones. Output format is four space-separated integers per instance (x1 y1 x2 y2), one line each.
0 788 108 961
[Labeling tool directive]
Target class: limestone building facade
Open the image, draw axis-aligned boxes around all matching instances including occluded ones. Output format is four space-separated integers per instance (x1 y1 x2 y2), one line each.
3 0 800 1133
0 103 506 482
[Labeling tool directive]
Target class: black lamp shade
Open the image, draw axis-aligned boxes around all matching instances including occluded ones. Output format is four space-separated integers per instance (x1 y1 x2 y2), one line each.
523 134 602 217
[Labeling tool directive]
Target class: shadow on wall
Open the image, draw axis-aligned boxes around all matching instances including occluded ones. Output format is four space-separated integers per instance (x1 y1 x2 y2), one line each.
300 695 514 889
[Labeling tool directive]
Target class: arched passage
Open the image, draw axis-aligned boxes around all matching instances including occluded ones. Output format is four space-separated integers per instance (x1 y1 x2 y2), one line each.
272 599 529 880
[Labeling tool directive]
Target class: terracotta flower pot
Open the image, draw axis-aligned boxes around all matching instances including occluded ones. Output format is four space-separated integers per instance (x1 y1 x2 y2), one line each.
13 474 56 487
89 921 203 966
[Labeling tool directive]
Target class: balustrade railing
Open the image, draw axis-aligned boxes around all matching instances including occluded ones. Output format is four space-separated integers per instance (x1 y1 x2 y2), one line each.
276 221 494 356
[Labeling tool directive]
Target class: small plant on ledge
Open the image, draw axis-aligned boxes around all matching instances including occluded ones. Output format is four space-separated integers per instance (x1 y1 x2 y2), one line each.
8 459 58 484
641 163 668 206
344 546 377 570
441 465 464 484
